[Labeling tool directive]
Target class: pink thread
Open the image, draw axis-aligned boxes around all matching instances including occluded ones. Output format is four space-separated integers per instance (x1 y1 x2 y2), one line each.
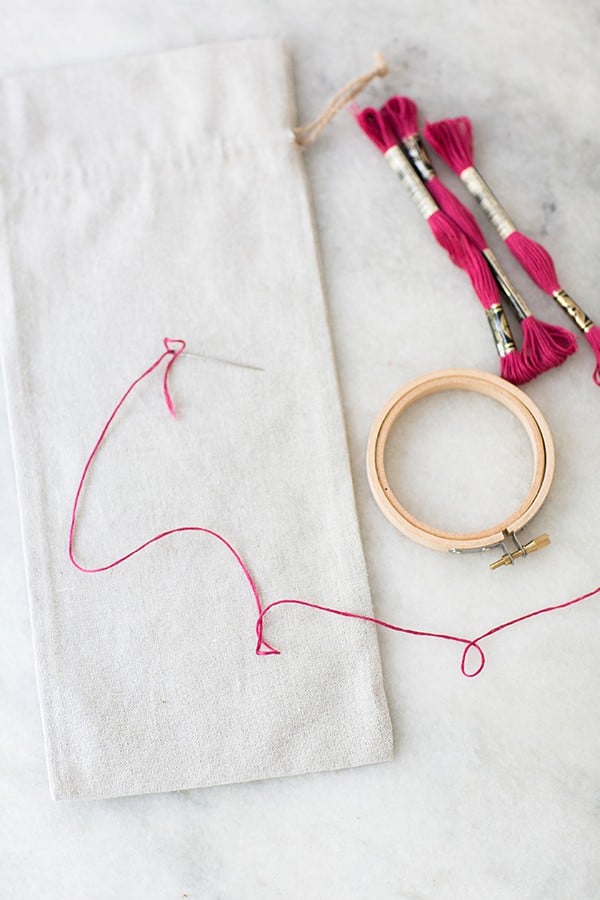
355 107 501 311
355 106 533 386
507 231 600 383
67 337 279 655
423 116 474 175
380 97 577 380
425 116 600 384
69 339 600 677
506 231 561 294
584 326 600 385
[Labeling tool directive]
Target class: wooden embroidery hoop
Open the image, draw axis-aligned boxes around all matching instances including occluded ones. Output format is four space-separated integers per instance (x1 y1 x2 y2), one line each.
366 369 555 567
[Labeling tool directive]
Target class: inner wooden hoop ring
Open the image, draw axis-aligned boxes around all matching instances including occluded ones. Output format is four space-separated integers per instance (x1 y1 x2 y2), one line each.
366 369 555 552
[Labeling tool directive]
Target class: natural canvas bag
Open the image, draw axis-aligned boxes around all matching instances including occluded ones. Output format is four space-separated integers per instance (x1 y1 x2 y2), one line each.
0 38 392 800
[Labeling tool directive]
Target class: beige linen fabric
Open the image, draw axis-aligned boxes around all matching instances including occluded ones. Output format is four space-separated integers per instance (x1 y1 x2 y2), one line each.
0 38 392 800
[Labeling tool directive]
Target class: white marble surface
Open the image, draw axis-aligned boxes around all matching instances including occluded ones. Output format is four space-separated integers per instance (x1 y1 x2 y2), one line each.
1 2 599 897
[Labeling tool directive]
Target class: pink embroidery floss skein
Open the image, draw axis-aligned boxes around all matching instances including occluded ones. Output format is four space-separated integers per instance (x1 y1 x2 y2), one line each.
355 106 530 385
424 116 600 384
382 97 577 378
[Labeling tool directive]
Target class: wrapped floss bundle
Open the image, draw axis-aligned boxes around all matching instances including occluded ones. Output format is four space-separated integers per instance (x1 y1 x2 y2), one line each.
354 106 531 385
381 97 578 378
0 40 393 800
424 116 600 383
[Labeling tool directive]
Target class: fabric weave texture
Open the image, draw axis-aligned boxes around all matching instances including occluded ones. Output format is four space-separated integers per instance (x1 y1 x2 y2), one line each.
0 38 392 800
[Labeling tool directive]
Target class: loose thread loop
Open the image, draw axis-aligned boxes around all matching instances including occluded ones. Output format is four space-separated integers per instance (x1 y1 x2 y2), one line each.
461 642 486 678
69 338 600 678
293 51 388 148
162 338 185 416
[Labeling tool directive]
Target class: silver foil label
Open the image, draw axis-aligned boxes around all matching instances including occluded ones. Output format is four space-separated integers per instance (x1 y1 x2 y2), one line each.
483 248 531 320
384 145 438 219
552 289 594 333
486 303 517 357
402 134 435 182
461 167 517 240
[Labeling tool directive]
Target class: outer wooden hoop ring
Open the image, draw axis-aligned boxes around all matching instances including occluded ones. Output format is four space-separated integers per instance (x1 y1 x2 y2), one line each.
366 369 555 552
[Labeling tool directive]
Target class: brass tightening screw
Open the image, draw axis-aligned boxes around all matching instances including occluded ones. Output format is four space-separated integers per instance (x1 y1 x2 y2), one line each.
489 534 551 571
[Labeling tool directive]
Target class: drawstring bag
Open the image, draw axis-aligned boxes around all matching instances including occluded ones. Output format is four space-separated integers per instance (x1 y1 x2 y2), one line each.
0 38 392 800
